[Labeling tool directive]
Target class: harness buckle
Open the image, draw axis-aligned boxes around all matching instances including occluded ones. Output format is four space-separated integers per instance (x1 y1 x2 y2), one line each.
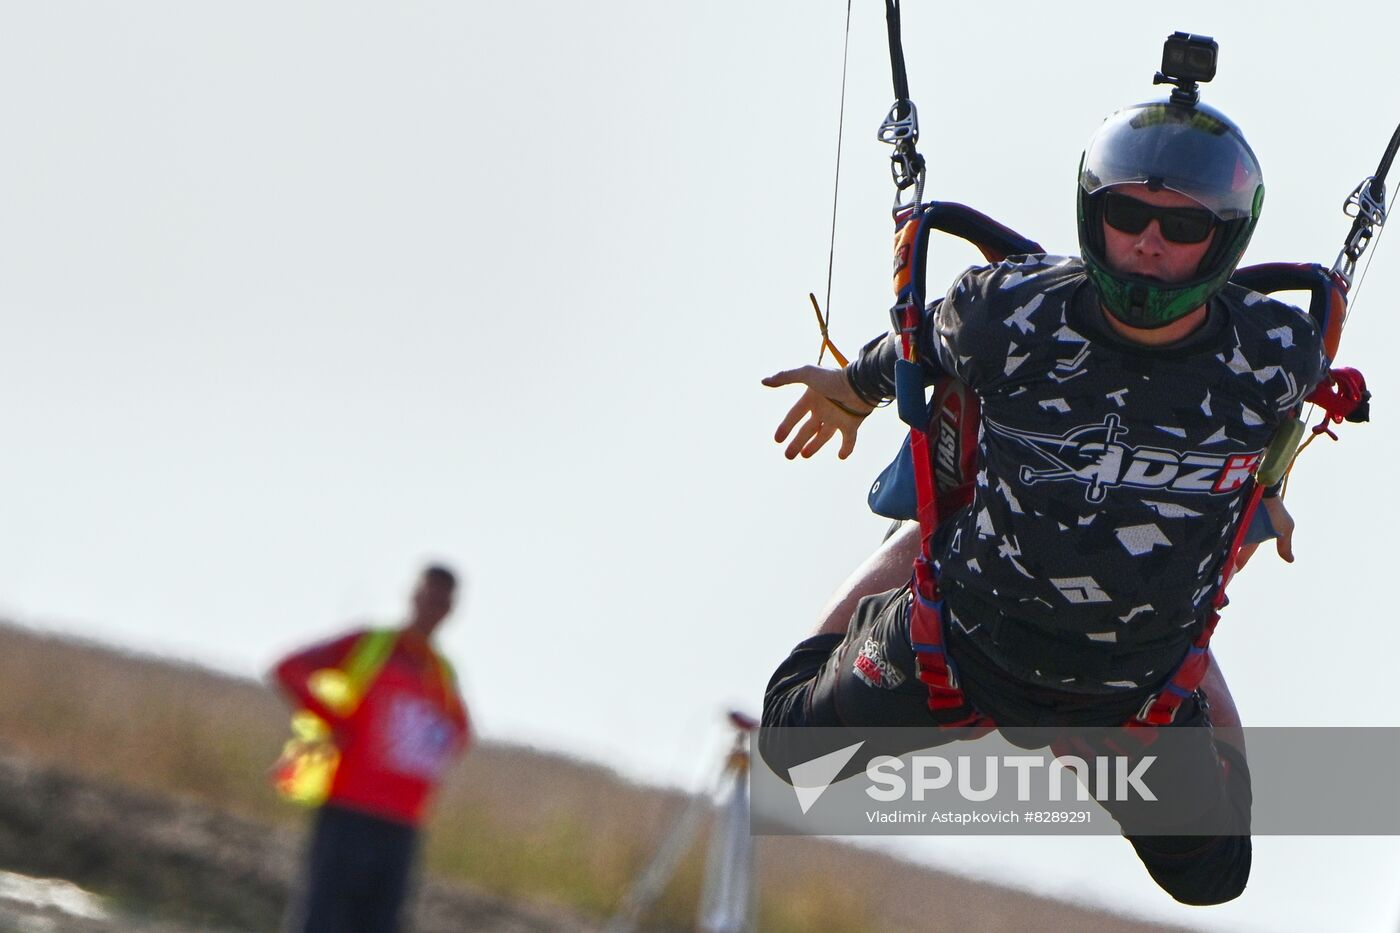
1333 177 1389 284
888 299 918 335
916 654 960 692
879 100 926 214
877 99 920 147
1342 176 1387 227
1135 692 1176 726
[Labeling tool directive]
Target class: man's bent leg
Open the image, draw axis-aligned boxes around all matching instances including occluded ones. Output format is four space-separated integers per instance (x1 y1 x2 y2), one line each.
1126 740 1252 905
1104 698 1252 906
762 633 846 730
1200 656 1241 729
762 586 950 781
765 586 938 729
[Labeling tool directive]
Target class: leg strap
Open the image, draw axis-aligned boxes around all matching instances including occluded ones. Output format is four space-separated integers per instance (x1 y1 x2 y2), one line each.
908 558 992 728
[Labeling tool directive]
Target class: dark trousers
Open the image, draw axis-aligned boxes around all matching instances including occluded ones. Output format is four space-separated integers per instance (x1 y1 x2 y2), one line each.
762 586 1251 906
291 803 420 933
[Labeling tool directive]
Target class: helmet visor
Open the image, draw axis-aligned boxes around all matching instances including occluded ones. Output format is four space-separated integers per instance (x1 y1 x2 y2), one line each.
1080 103 1262 221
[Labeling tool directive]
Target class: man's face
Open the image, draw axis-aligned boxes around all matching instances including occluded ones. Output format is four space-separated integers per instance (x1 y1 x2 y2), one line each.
1101 184 1217 285
410 577 455 635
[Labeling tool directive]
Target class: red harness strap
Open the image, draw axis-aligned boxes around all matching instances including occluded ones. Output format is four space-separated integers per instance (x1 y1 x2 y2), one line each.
891 205 994 728
1128 363 1367 737
1127 481 1266 736
909 562 991 726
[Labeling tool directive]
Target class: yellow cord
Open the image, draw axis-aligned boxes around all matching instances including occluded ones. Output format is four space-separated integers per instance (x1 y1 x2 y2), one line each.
808 292 849 366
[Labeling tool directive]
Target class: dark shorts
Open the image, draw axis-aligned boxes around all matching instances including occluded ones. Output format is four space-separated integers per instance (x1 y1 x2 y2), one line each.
762 585 1252 906
290 804 420 933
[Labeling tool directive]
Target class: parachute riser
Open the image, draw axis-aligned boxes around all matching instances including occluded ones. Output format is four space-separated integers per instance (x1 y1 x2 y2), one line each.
1331 176 1388 287
879 99 926 215
1330 121 1400 290
878 1 927 217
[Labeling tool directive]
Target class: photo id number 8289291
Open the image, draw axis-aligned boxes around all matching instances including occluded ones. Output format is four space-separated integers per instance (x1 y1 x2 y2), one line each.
1022 810 1094 824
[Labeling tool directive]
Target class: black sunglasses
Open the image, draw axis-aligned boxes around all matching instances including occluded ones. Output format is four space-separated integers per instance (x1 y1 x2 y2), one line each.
1101 191 1218 245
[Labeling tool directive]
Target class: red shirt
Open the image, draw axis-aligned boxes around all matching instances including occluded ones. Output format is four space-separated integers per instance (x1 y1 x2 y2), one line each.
273 628 471 826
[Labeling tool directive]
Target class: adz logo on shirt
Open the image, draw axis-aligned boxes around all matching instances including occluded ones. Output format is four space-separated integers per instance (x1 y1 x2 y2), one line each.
984 413 1263 503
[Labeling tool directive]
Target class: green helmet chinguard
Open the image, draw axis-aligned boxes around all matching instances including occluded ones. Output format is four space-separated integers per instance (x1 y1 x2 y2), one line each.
1081 261 1218 328
1076 101 1265 329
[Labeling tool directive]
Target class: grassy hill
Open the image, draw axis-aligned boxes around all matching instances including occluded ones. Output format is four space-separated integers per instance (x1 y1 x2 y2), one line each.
0 621 1189 931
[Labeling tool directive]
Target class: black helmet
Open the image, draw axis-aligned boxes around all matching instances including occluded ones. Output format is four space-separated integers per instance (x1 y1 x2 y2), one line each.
1077 100 1264 328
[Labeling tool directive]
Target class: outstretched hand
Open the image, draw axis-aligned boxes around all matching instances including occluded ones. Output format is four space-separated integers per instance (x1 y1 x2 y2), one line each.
762 365 876 460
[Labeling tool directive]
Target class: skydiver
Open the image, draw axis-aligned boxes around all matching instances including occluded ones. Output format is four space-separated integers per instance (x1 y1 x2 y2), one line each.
760 94 1325 904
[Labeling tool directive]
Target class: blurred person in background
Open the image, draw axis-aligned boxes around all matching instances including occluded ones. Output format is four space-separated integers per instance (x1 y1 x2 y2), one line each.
271 563 471 933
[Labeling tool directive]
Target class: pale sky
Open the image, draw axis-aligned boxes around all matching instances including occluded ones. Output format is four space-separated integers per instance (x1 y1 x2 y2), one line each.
3 2 1400 930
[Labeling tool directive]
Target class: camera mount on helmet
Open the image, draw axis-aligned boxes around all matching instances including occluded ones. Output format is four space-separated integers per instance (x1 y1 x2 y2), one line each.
1152 31 1217 108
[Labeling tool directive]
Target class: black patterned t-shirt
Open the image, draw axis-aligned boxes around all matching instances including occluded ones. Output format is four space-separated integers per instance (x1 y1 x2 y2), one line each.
854 255 1327 691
